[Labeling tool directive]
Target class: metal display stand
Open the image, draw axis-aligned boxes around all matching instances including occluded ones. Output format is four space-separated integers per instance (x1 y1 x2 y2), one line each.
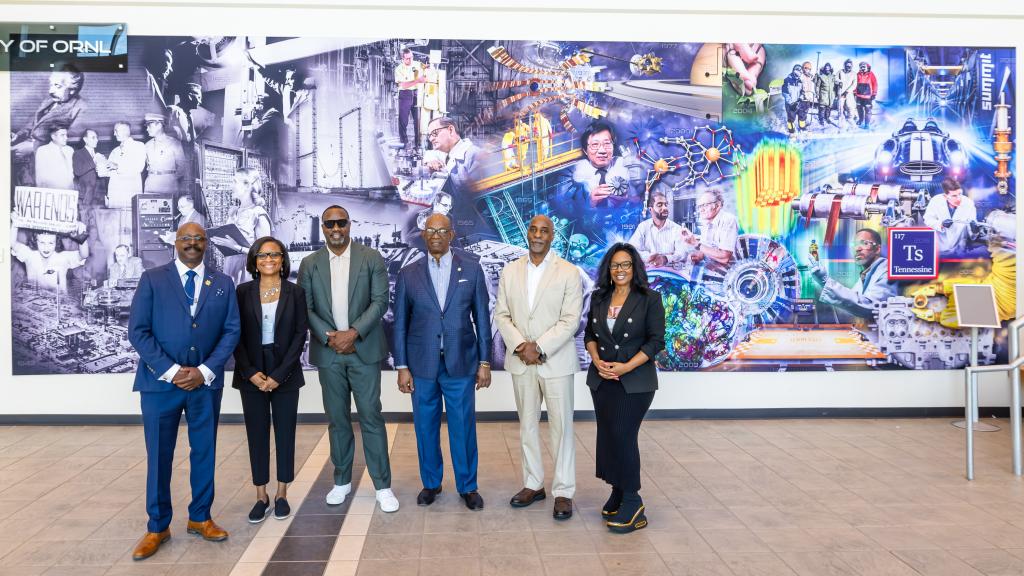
953 283 1015 480
953 326 1001 432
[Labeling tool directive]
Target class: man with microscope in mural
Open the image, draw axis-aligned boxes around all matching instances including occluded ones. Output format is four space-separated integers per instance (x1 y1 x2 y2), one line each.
628 190 690 269
422 117 485 238
555 121 642 242
681 189 737 267
809 228 897 321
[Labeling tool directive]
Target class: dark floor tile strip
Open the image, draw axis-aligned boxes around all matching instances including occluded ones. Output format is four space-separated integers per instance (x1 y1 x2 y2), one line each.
263 431 368 574
262 561 328 576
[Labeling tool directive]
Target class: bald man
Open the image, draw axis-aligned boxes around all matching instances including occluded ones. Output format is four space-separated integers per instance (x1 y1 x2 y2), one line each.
128 222 240 560
494 215 583 519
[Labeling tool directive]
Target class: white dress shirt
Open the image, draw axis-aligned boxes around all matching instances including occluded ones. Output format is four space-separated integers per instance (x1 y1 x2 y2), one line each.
34 142 75 189
526 251 553 310
701 210 739 254
329 246 351 332
158 259 214 386
628 218 691 265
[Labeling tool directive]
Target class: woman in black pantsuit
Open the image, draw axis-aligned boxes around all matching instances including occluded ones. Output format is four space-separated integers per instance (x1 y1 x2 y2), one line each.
584 242 665 533
234 236 308 523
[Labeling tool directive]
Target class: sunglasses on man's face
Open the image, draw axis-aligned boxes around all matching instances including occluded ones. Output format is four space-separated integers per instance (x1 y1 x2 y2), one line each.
322 219 349 229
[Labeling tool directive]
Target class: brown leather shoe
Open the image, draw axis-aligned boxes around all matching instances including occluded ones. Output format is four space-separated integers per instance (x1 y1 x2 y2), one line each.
509 487 546 508
132 530 170 561
186 519 229 542
553 497 573 520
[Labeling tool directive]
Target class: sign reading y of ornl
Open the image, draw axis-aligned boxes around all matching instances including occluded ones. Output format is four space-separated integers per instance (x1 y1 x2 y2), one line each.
0 23 127 72
888 227 939 280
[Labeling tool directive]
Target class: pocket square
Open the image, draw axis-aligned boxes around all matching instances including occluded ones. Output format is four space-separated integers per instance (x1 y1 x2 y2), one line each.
458 279 469 283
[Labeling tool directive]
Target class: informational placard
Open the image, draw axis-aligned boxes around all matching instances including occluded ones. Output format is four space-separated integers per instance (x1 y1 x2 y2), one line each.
953 284 1001 328
0 22 128 72
11 185 79 233
888 227 939 280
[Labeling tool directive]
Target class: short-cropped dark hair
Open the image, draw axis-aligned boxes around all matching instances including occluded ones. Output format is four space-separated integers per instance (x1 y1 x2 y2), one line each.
940 177 962 194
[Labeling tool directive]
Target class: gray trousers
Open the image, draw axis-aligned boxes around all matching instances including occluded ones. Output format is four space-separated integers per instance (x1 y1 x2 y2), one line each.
318 353 391 489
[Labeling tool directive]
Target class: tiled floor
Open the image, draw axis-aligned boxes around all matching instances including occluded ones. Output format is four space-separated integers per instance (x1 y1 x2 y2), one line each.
2 418 1024 575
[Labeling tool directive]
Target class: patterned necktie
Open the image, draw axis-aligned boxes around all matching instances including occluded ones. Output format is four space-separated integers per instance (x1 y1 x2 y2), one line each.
184 270 197 306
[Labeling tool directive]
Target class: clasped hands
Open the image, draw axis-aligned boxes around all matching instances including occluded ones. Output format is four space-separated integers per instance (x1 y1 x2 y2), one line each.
248 371 280 393
514 341 544 366
327 328 358 355
592 357 629 381
172 366 206 391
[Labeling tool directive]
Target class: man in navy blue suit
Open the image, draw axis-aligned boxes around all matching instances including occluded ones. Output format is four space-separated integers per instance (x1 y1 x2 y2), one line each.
393 213 492 510
128 222 241 561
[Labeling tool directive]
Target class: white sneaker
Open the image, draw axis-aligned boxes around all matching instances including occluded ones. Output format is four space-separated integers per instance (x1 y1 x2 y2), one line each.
376 488 400 513
326 483 351 506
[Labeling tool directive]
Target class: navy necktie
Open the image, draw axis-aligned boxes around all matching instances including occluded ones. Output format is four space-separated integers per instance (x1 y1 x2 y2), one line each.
597 168 607 185
185 270 197 306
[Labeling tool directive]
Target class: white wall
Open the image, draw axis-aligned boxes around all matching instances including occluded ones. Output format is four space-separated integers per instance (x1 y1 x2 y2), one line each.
1 0 1021 415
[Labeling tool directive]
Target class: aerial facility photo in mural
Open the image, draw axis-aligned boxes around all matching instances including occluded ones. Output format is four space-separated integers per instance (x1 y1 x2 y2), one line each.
8 36 1015 374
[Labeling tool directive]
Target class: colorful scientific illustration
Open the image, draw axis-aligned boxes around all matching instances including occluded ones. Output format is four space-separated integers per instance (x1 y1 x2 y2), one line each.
7 37 1015 374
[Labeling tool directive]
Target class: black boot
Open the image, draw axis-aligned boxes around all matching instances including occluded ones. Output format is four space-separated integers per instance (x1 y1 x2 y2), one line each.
606 492 647 533
601 487 623 518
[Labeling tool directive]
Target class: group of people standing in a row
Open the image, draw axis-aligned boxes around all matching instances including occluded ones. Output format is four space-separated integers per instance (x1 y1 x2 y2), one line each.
126 206 666 561
783 58 878 133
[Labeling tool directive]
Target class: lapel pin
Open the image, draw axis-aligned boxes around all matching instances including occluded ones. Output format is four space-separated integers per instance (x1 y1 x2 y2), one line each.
457 267 462 272
204 279 212 286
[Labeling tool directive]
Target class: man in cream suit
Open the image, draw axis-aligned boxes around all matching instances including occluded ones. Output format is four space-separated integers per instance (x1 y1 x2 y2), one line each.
494 215 583 520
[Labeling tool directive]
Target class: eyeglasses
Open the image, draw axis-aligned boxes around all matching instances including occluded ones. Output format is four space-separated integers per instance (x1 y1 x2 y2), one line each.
609 261 633 271
255 252 284 260
856 240 879 247
696 201 719 209
428 126 451 139
424 227 450 237
587 141 613 151
176 235 206 242
322 219 349 229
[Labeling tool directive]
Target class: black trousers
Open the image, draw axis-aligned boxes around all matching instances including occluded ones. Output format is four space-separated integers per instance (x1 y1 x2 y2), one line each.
240 346 300 486
591 379 655 492
398 89 418 144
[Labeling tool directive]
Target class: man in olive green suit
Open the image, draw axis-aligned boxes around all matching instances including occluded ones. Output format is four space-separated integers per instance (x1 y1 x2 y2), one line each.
298 205 399 512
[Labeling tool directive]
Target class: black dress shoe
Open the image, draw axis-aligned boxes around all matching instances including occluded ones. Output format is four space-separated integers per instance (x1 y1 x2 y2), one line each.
417 487 442 506
461 491 484 510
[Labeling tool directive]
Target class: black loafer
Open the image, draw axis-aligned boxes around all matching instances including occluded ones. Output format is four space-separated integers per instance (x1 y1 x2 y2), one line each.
461 491 484 511
417 487 442 506
274 497 291 520
248 498 271 524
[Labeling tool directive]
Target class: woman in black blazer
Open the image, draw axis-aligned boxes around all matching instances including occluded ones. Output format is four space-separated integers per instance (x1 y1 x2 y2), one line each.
584 242 665 533
234 236 308 523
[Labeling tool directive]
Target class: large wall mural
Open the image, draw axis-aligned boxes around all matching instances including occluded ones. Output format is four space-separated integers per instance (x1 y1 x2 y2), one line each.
8 37 1016 374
